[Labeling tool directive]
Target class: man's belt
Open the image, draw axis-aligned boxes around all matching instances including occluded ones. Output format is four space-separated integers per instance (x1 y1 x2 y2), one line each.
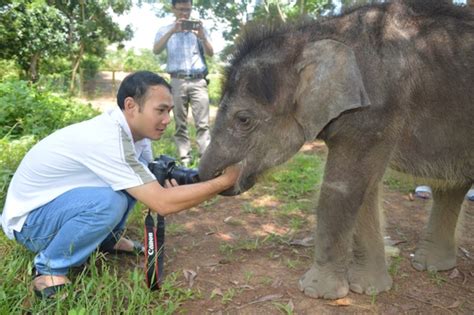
170 73 205 80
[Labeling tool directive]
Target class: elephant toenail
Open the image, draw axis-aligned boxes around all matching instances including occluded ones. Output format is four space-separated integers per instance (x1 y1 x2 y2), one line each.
350 284 363 293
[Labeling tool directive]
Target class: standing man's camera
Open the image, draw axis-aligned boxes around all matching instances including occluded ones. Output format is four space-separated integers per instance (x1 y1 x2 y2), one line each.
148 155 200 186
181 19 201 31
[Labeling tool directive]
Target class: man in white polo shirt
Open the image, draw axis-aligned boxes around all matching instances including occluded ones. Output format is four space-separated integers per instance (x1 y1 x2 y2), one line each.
1 71 240 298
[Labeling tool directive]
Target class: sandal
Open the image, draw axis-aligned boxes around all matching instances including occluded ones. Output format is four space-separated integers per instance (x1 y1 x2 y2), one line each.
104 239 145 256
33 270 70 299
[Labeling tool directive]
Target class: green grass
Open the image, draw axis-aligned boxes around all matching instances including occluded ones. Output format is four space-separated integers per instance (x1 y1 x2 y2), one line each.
0 232 197 314
1 102 423 313
383 169 417 194
0 118 203 313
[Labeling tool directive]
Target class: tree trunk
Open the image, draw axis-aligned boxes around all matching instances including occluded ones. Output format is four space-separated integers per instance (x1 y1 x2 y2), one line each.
29 53 40 83
69 43 84 93
296 0 306 16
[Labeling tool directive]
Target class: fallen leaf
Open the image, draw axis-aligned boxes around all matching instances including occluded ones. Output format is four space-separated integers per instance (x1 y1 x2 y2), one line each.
252 294 283 303
223 216 233 223
447 300 461 309
385 245 400 257
290 237 314 247
183 269 197 288
287 299 295 312
328 298 352 307
215 232 235 241
271 278 283 288
459 247 471 259
219 259 231 264
449 268 460 279
384 239 407 246
211 288 223 297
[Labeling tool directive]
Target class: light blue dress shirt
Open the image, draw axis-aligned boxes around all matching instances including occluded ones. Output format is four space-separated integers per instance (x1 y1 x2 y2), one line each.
154 23 209 75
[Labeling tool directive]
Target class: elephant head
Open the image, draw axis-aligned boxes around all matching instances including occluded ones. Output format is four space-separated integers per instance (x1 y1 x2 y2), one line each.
199 38 370 195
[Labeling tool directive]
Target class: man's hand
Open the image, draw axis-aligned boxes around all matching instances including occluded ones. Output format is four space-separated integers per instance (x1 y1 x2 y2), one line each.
195 22 205 40
164 178 179 188
218 164 242 189
172 19 184 33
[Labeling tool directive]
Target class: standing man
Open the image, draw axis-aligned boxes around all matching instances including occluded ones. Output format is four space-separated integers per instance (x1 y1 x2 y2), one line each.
1 71 239 298
153 0 213 167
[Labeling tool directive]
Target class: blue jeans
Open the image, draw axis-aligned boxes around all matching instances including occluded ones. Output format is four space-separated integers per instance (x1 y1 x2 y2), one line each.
14 187 136 276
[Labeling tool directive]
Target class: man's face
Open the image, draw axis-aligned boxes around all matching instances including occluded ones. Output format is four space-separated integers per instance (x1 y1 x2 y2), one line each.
173 1 192 19
129 85 174 142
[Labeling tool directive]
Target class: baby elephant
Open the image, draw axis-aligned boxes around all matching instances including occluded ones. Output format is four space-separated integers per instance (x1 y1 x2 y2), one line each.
199 0 473 300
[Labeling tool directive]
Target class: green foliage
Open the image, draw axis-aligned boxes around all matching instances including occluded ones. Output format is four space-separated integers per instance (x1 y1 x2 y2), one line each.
0 60 20 81
0 136 36 205
207 73 223 105
0 80 99 139
102 48 165 73
81 54 102 81
0 79 100 205
252 0 334 22
0 2 68 80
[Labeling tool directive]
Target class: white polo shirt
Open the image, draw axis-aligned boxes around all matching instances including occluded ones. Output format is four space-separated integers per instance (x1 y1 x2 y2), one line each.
1 107 156 240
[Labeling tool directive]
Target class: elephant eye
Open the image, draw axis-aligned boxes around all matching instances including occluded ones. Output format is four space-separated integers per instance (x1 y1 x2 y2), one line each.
238 116 250 124
234 112 253 130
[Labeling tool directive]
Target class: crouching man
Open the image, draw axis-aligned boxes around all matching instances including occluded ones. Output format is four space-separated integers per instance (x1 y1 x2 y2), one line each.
1 71 240 298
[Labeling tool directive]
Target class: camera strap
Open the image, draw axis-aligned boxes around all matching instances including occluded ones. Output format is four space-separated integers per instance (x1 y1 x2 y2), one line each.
144 209 165 290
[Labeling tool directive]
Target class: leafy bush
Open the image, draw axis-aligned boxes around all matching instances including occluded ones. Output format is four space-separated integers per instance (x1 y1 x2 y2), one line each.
0 79 100 205
207 73 223 105
0 60 20 81
0 80 99 139
81 54 102 81
0 136 36 205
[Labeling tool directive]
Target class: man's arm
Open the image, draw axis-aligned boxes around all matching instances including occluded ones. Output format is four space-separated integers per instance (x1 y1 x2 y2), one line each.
153 23 180 55
196 25 214 57
201 37 214 57
126 164 240 216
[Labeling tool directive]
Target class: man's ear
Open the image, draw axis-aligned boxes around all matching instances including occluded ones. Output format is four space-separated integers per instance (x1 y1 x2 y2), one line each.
123 97 138 115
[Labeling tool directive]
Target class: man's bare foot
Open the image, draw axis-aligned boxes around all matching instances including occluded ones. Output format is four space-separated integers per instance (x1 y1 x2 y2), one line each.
111 237 144 255
33 274 71 299
34 274 70 290
113 238 135 252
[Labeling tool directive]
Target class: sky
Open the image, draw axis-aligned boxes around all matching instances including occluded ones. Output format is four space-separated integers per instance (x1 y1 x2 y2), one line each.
115 0 468 53
112 3 227 53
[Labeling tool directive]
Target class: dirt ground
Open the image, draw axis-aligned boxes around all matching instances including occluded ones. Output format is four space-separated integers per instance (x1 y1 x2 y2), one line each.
148 144 474 315
115 142 474 314
84 74 474 314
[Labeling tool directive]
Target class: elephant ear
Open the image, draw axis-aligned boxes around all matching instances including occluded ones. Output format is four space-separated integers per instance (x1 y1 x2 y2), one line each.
294 39 371 141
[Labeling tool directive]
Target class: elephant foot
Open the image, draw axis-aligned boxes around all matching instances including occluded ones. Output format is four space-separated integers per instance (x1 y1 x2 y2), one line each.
348 263 392 295
412 240 456 271
298 264 349 299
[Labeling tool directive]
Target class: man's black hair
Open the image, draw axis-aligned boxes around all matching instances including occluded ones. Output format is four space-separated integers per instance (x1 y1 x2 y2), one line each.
172 0 192 7
117 71 172 110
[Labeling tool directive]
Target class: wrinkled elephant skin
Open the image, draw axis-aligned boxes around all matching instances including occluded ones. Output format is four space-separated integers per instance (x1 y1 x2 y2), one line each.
199 0 473 299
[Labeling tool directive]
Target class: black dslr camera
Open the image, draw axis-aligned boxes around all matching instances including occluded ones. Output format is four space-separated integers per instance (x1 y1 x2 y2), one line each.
148 155 200 186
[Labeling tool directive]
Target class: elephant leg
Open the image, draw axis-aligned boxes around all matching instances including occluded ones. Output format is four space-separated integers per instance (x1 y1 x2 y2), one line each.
348 183 392 295
412 185 470 271
299 139 392 299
